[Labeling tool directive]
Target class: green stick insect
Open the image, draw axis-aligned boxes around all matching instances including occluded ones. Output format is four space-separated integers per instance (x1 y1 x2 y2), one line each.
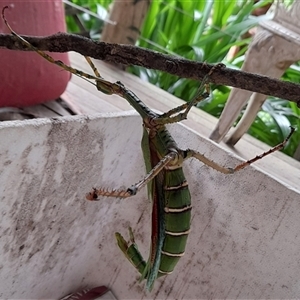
2 7 295 291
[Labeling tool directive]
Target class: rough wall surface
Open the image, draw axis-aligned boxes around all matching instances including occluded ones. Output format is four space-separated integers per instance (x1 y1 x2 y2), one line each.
0 113 299 299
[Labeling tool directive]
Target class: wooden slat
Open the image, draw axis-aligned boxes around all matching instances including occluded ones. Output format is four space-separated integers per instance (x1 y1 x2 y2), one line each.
42 100 73 116
62 78 126 113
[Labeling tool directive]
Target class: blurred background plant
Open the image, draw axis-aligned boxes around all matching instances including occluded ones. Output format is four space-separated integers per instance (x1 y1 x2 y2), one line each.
63 0 299 157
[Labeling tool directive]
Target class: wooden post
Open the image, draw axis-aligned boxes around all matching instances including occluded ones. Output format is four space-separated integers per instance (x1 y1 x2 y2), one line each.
101 0 151 45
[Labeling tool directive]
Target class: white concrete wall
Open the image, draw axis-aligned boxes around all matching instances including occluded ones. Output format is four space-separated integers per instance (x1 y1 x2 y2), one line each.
0 112 300 299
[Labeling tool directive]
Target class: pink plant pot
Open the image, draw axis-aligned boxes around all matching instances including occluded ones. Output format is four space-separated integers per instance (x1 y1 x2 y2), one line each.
0 1 71 107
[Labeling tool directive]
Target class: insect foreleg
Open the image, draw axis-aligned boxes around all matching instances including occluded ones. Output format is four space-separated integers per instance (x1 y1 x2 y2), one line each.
155 90 209 125
2 7 122 96
155 64 225 126
186 127 295 174
84 56 101 78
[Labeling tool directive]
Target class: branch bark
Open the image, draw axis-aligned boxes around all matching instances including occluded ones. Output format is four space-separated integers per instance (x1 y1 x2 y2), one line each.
1 32 300 105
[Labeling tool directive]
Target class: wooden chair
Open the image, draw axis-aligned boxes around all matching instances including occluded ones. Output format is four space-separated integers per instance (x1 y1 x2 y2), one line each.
209 2 300 146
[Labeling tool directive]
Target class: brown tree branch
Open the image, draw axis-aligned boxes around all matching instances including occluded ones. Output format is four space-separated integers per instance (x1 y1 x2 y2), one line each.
1 32 300 105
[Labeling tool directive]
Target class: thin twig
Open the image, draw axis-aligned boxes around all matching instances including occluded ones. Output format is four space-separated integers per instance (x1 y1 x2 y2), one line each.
1 32 300 105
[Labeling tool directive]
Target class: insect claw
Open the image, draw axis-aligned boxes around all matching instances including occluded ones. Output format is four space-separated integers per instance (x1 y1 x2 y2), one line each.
86 188 98 201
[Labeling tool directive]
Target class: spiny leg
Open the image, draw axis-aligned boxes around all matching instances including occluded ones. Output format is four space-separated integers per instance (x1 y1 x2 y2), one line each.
185 127 295 174
4 6 143 103
155 64 224 126
166 64 224 120
157 88 209 123
3 6 219 128
86 152 176 200
232 127 295 171
3 7 161 119
83 56 123 96
159 83 210 120
85 56 101 78
2 7 98 82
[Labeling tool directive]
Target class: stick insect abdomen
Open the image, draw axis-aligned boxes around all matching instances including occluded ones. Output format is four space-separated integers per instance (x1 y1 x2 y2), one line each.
138 125 192 285
158 167 191 275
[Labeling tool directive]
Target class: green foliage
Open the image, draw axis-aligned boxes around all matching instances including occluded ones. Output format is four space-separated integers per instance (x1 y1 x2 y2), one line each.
64 0 299 157
137 0 300 157
130 0 271 119
65 0 112 38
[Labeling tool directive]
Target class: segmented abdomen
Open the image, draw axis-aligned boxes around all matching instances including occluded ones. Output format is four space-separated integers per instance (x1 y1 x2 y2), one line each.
158 167 191 275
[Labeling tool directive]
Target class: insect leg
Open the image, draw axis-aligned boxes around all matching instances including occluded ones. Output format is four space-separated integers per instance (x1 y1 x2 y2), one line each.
2 7 123 96
86 152 176 200
155 64 224 125
186 127 295 174
231 126 295 172
84 56 101 78
2 8 164 120
115 228 146 275
158 88 209 121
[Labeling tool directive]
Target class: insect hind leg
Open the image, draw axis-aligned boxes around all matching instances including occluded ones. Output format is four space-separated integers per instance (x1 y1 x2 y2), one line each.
185 127 295 174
